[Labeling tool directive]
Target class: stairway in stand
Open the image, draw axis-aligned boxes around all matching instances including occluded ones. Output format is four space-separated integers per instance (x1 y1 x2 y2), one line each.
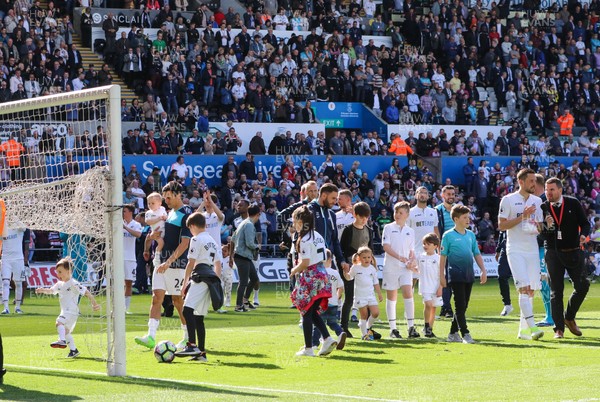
71 32 137 104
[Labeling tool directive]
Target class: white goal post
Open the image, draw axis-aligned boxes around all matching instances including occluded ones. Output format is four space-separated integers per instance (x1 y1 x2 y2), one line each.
0 86 125 376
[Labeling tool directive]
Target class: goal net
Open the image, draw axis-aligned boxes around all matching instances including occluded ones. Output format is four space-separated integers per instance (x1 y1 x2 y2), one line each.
0 86 125 376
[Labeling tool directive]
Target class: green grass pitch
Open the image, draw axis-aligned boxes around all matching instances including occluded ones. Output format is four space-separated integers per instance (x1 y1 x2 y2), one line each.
2 280 600 401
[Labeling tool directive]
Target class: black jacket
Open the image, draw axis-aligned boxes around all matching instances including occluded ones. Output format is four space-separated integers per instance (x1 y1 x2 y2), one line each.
541 196 590 250
307 200 344 264
190 263 224 311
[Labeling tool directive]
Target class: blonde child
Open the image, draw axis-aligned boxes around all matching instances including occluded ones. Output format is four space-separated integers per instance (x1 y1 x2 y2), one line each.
35 258 100 358
417 233 442 338
344 247 383 341
312 250 347 350
219 244 234 312
144 192 168 267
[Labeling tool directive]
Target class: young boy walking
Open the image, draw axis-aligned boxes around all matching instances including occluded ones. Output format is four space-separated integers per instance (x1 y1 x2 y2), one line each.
440 205 487 344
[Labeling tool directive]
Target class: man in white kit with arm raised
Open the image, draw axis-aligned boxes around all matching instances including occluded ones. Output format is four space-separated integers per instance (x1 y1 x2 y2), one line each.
498 168 545 341
407 186 440 284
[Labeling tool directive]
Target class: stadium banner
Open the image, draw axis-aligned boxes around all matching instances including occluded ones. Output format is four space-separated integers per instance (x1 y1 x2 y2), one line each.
311 102 388 142
122 154 399 187
27 262 101 289
226 255 500 283
90 27 392 52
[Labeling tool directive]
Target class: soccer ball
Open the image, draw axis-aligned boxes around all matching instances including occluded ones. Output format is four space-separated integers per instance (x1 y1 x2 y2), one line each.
154 340 177 363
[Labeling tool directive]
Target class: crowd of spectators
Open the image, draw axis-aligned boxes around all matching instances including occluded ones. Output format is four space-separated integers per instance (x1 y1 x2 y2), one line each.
87 0 600 131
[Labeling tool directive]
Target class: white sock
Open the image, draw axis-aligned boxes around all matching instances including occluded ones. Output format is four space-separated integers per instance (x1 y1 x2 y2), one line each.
351 307 358 317
181 323 188 340
404 298 415 328
519 293 535 328
66 333 76 351
386 299 397 330
2 279 9 309
358 319 367 336
152 255 161 269
520 315 527 331
125 296 131 311
148 318 159 337
15 282 22 308
57 325 66 341
366 315 375 329
253 289 260 304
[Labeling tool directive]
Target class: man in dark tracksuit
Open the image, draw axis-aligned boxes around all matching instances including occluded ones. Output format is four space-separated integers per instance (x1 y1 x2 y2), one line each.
495 231 513 316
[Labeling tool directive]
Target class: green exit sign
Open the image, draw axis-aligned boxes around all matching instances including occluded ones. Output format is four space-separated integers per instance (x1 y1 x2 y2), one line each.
322 119 344 127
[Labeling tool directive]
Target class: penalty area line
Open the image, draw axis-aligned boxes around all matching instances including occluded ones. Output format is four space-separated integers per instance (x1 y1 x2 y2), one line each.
5 364 399 401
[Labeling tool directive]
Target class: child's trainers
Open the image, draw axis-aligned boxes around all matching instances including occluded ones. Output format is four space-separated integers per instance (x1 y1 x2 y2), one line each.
446 333 462 343
336 332 347 350
424 327 436 338
67 349 80 358
362 330 374 341
318 337 338 356
189 351 208 362
51 340 68 349
389 329 402 339
175 342 201 357
462 333 476 344
296 346 316 357
408 326 421 338
370 328 382 340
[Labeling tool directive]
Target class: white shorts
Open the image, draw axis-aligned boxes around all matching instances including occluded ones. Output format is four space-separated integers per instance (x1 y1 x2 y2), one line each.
421 293 444 307
1 259 25 282
124 260 137 282
57 313 78 333
185 281 211 316
152 267 185 295
507 251 542 290
382 266 413 290
354 296 378 308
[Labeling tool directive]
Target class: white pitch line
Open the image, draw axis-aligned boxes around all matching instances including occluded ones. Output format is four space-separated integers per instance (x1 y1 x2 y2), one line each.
6 364 400 402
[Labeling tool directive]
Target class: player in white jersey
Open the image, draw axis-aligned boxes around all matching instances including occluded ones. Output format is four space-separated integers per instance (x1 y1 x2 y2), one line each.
144 192 167 268
382 201 419 339
35 258 100 358
123 204 142 314
197 192 224 274
407 187 440 283
498 168 544 341
335 189 355 241
345 247 383 340
219 245 233 311
175 212 220 361
417 233 442 338
1 227 27 314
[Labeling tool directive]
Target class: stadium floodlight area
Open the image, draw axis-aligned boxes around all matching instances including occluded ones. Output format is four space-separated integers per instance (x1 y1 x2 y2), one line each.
0 86 125 376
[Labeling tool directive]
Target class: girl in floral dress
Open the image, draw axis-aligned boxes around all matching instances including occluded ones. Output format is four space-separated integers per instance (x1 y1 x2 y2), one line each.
291 206 338 357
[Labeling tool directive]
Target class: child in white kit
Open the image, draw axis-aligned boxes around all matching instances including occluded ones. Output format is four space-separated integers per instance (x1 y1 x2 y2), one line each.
219 244 234 312
417 233 442 338
344 246 383 341
144 192 168 267
35 258 100 358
